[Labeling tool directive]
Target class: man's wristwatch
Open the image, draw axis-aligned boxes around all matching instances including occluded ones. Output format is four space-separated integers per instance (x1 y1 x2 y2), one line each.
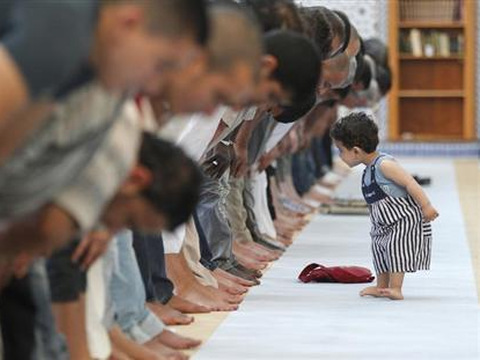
220 140 233 147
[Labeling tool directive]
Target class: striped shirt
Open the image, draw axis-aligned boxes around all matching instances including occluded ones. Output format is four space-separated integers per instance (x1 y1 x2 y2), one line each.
0 82 126 226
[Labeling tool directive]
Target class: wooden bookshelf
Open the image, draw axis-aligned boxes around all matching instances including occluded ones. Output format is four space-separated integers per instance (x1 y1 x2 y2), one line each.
399 90 464 98
399 54 464 60
389 0 476 141
399 21 464 29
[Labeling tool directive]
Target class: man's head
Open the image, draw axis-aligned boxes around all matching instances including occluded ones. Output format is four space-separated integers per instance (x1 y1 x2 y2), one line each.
103 133 202 233
352 55 372 92
241 1 317 109
301 7 334 60
364 38 390 69
273 92 316 123
160 2 263 114
330 112 378 167
244 0 305 34
317 10 362 92
375 65 392 97
93 0 209 95
256 30 320 108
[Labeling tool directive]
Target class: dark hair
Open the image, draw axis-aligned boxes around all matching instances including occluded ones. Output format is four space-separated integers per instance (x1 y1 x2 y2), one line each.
354 56 372 90
364 38 389 69
333 85 351 100
300 7 334 60
353 39 370 88
207 2 263 78
330 112 379 153
139 133 202 230
274 92 316 123
376 65 392 96
243 0 305 33
143 0 209 45
264 30 321 103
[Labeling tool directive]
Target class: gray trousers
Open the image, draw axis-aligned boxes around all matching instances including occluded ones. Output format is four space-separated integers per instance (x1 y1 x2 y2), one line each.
226 177 254 244
243 176 264 241
196 173 235 270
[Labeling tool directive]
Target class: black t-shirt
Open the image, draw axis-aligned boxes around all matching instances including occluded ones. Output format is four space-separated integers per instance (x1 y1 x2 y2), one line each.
0 0 99 99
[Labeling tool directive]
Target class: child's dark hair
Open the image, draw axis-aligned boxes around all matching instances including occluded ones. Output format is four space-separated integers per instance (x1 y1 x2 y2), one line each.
139 132 202 230
330 112 379 153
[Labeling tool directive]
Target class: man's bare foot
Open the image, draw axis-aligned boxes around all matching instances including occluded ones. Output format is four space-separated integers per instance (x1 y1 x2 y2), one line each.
147 302 194 326
144 340 188 360
379 288 404 300
276 234 294 246
275 214 308 227
203 285 245 305
236 256 268 272
153 329 201 350
225 264 262 284
234 250 269 271
214 274 249 295
213 268 256 287
178 284 239 312
110 346 130 360
360 286 386 298
167 295 211 314
234 241 281 262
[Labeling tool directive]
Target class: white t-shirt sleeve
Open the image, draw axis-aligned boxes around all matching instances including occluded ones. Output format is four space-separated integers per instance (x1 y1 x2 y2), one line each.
162 224 187 254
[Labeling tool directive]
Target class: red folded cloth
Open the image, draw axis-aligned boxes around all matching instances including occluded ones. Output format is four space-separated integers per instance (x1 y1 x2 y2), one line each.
298 263 375 283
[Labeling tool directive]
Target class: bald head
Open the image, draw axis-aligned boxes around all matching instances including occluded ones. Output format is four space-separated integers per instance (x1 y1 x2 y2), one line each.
207 3 263 79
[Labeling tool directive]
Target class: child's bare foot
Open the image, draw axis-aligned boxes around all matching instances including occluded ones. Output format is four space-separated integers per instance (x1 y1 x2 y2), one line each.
359 286 384 298
153 329 201 350
147 302 194 326
167 295 211 314
379 288 404 300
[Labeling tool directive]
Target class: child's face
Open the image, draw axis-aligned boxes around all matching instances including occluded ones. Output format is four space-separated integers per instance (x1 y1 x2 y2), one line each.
334 140 362 168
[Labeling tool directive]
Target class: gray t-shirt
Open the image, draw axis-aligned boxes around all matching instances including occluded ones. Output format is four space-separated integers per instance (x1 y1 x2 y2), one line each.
1 0 98 99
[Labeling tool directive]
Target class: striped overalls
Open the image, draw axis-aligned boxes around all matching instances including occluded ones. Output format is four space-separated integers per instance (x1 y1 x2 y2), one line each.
362 156 432 274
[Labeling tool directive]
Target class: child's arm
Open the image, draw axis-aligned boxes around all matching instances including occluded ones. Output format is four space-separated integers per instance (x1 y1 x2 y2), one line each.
379 160 439 221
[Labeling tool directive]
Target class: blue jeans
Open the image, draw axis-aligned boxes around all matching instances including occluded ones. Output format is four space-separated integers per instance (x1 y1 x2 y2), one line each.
110 230 165 344
1 260 68 360
132 231 175 304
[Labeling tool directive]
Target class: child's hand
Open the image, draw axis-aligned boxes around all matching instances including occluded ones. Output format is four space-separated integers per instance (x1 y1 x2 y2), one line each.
422 204 439 222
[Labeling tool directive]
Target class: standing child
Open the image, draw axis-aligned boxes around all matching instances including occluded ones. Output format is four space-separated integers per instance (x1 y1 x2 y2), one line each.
330 112 438 300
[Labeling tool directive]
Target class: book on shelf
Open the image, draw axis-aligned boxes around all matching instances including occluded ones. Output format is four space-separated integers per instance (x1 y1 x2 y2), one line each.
399 0 463 22
438 33 450 57
409 29 423 56
400 29 464 57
